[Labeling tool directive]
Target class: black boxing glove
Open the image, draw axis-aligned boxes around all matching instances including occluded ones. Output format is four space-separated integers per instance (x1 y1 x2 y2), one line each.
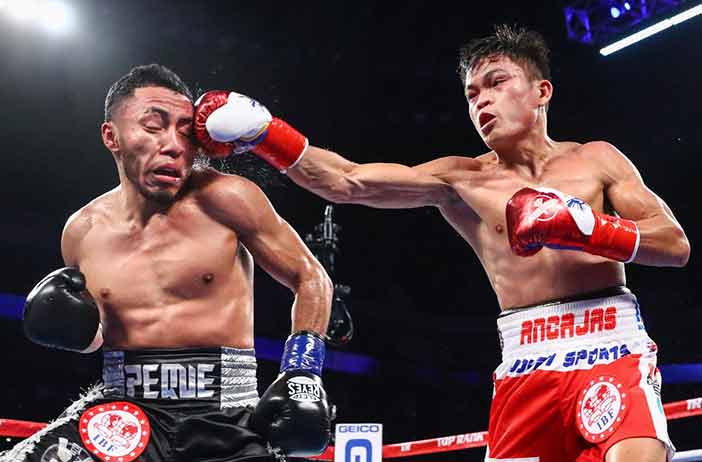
23 267 103 353
253 331 331 456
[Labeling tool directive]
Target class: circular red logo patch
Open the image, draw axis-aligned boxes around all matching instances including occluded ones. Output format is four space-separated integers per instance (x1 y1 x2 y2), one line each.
79 401 150 462
577 376 629 443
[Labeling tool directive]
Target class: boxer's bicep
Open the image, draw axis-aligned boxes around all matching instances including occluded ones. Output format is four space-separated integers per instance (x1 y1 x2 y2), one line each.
597 143 673 223
206 176 326 292
242 209 322 293
596 142 689 266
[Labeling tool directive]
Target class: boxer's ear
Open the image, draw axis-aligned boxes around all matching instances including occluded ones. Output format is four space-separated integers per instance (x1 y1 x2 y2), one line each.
536 79 552 108
101 122 119 153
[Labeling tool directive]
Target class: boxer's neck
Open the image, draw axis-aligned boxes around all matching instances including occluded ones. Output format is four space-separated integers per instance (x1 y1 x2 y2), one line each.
116 181 173 226
495 127 558 178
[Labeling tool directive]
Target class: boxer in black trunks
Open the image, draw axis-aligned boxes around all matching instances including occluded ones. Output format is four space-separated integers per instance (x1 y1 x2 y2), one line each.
4 64 333 462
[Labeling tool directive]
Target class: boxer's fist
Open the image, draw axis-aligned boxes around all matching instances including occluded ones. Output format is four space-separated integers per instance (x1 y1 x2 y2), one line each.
506 187 639 262
194 91 308 171
23 267 103 352
193 91 272 158
253 331 331 456
253 369 331 456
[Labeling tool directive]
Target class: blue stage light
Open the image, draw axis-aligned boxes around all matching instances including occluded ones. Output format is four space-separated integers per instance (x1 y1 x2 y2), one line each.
610 6 622 18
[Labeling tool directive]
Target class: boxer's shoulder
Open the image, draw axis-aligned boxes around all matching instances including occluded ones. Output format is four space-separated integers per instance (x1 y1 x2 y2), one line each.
573 141 636 181
191 166 265 203
574 140 625 162
418 154 488 187
191 166 272 229
61 192 112 264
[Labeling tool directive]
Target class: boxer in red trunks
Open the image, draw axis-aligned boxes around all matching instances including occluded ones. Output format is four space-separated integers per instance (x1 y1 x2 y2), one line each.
192 25 690 462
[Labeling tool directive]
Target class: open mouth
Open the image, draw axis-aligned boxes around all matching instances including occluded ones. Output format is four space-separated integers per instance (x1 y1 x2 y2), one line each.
151 166 181 184
478 112 496 130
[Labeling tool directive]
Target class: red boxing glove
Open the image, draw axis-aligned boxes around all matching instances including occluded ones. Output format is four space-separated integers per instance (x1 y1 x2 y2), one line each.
505 187 640 263
193 90 308 172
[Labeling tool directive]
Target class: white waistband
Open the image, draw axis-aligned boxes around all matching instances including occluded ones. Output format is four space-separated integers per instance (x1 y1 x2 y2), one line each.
497 292 648 358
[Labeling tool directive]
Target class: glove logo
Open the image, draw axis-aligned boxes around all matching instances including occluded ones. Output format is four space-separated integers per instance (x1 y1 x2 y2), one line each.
287 376 322 402
528 194 561 222
565 197 595 235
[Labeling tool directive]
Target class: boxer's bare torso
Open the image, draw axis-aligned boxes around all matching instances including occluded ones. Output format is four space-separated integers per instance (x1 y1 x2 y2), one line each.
63 175 262 349
431 142 625 309
62 172 258 350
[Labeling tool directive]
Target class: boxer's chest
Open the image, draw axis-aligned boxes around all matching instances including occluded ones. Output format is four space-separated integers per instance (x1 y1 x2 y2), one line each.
80 209 239 308
448 156 607 247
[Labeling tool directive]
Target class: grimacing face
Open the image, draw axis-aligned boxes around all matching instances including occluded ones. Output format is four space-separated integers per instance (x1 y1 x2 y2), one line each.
464 55 547 150
105 86 195 204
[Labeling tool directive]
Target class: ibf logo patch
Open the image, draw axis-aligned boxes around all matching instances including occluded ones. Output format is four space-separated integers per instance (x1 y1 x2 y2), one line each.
287 376 321 402
79 401 150 462
334 423 382 462
577 377 629 442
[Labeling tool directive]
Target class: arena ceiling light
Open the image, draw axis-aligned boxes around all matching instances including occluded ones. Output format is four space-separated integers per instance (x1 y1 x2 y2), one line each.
1 0 75 35
3 0 37 23
600 3 702 55
38 0 74 35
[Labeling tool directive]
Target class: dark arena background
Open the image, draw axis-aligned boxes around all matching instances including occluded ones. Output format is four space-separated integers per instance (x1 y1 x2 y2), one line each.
0 1 700 461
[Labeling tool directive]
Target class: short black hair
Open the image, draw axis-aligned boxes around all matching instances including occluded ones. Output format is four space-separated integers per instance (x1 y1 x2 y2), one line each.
104 64 193 121
458 24 551 87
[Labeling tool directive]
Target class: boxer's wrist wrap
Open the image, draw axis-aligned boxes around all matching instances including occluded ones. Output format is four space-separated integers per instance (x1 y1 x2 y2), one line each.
252 118 308 173
280 330 325 376
585 211 640 263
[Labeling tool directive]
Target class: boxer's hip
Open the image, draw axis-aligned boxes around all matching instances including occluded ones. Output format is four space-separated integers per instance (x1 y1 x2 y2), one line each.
102 346 259 410
495 286 656 379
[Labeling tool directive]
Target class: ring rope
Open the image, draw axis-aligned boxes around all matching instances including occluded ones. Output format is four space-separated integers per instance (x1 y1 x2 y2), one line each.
1 397 699 459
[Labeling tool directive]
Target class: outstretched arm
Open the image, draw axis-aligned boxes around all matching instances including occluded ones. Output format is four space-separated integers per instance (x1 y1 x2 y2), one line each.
201 173 333 334
194 90 474 209
595 142 689 267
288 146 472 208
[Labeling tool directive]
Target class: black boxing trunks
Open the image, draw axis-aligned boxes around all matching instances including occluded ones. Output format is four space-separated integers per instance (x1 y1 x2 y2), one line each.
2 347 272 462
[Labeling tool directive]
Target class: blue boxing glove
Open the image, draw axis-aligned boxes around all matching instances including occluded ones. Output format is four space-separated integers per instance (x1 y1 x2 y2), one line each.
252 331 331 456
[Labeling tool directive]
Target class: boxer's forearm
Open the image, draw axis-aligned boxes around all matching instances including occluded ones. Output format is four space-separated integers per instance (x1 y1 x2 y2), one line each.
289 146 449 208
290 266 333 335
287 146 357 202
629 214 689 267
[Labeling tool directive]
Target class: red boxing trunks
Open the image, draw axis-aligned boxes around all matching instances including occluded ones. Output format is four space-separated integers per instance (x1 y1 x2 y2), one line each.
486 286 674 462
